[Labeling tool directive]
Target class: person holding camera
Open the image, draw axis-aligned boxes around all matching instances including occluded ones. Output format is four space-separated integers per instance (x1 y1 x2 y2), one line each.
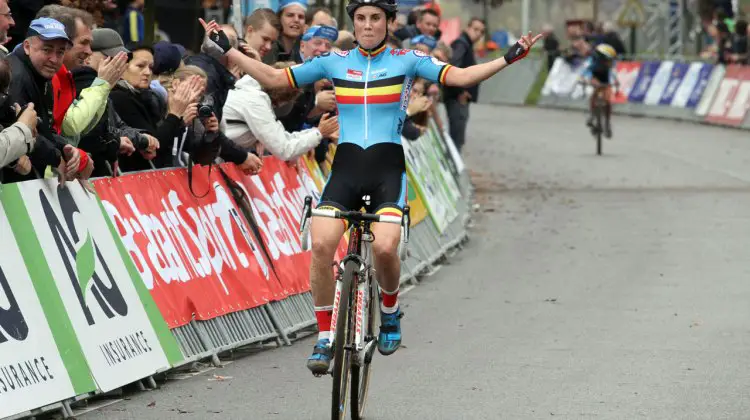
0 58 37 176
158 65 262 174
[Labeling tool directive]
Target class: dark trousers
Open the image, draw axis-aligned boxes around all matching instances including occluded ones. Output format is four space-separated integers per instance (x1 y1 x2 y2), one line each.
445 99 470 152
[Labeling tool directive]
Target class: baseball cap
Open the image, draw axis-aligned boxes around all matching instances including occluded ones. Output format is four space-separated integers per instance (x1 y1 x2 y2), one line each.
27 18 70 43
302 25 339 42
92 28 130 56
153 41 183 75
410 34 437 50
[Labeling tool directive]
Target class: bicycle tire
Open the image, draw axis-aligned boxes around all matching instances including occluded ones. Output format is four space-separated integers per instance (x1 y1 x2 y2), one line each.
350 279 378 420
331 260 356 420
595 102 603 156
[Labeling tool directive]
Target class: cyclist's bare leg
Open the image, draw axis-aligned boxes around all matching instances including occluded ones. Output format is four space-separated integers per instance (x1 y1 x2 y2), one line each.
371 222 401 295
310 216 346 308
371 221 404 355
307 216 345 374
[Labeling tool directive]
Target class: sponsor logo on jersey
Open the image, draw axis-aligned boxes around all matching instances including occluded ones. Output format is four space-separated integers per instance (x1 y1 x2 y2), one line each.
413 49 428 57
346 69 363 81
371 68 388 79
390 49 411 56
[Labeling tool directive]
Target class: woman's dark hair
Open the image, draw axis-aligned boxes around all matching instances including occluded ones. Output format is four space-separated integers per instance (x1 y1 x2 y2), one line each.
126 44 155 61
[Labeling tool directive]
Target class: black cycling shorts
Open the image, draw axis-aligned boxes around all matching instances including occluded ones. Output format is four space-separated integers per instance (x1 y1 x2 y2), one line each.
592 68 611 85
318 142 407 217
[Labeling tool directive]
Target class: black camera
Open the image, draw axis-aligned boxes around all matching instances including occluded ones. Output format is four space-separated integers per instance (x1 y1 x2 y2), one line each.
0 95 40 128
198 94 215 120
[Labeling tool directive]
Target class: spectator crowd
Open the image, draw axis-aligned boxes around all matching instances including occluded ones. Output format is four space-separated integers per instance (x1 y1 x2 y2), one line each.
0 0 486 186
698 1 749 65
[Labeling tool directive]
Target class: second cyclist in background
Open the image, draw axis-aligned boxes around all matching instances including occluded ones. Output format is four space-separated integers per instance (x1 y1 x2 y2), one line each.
582 43 619 138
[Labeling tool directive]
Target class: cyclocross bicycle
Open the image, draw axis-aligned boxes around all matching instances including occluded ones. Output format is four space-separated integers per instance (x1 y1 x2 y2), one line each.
299 196 410 420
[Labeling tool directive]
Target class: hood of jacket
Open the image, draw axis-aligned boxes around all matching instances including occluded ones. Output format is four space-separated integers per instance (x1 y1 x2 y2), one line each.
234 74 261 91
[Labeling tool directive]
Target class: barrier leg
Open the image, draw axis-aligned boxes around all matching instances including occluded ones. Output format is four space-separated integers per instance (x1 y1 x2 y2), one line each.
265 304 292 346
191 321 222 367
62 400 74 418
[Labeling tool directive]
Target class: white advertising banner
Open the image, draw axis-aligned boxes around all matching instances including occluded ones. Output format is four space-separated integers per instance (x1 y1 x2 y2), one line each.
18 180 171 392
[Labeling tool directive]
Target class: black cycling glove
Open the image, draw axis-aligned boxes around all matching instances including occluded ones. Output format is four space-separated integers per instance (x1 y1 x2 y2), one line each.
503 41 529 65
206 29 233 55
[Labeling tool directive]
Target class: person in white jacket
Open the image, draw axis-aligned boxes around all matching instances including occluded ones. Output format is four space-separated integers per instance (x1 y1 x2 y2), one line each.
221 60 338 160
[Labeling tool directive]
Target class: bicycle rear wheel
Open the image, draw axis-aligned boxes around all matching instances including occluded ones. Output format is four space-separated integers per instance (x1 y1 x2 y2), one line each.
350 279 378 419
332 260 356 420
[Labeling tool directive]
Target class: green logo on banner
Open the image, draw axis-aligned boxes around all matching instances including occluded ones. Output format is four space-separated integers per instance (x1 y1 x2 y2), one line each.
76 233 95 301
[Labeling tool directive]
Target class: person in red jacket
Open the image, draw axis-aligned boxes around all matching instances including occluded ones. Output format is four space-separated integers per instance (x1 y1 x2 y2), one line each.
40 6 124 141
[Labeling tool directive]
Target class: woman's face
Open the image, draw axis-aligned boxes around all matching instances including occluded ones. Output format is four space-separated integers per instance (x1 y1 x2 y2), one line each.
124 50 153 89
353 6 389 50
281 5 305 39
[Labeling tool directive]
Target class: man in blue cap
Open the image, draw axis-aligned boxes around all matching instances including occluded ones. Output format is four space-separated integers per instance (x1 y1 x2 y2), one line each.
274 24 338 161
300 24 338 61
5 17 86 184
410 34 437 54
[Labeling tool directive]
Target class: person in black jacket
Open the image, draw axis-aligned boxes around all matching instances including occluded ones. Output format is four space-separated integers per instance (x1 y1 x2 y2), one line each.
5 17 86 183
109 45 178 172
443 18 485 152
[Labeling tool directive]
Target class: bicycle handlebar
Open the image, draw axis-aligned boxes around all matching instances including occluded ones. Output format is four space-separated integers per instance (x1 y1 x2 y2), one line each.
310 208 403 225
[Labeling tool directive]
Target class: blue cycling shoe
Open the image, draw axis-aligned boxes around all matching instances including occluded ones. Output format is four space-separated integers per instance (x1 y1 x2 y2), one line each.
307 338 332 376
377 308 404 356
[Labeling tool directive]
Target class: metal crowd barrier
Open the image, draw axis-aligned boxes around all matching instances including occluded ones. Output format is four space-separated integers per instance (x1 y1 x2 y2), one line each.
6 147 474 420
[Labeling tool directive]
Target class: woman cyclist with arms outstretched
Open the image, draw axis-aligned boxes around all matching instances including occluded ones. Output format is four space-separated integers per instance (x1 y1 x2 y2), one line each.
199 1 542 376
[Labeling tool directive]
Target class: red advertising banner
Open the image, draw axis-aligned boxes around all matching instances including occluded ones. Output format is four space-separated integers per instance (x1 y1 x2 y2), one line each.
219 158 349 295
94 167 286 328
612 61 643 104
704 65 750 126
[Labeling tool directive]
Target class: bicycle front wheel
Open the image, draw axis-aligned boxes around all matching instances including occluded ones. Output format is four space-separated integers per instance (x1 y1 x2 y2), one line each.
350 279 378 419
332 260 356 420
